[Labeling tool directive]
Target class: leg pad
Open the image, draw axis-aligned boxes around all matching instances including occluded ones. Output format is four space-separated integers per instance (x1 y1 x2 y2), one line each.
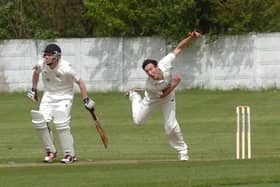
31 110 47 129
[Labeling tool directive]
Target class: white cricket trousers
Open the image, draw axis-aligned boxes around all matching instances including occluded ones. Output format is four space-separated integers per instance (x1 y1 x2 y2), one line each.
38 93 75 157
129 91 188 156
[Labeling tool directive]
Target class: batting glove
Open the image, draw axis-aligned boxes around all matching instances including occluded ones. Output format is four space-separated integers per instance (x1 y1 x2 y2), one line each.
27 88 38 102
83 97 96 111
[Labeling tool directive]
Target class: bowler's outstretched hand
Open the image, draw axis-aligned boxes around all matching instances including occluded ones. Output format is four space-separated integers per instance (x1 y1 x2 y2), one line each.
189 31 202 38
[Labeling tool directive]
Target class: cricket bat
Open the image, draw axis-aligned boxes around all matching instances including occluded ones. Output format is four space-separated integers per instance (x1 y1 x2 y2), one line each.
89 110 109 149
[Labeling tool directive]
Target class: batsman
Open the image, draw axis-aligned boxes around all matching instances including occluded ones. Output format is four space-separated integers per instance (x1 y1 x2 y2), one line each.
27 44 95 164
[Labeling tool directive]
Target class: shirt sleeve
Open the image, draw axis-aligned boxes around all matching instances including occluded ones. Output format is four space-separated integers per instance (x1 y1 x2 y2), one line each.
158 53 176 72
67 64 80 82
33 59 44 73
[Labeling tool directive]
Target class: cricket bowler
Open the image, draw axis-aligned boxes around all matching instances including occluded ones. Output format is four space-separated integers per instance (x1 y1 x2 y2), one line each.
126 31 201 161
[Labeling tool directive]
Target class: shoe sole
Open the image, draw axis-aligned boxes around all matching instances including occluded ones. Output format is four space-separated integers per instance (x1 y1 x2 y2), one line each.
43 156 56 163
44 160 54 163
124 88 143 97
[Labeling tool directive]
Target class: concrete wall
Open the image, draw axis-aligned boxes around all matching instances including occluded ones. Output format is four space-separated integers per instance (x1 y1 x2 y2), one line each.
0 33 279 92
180 33 280 90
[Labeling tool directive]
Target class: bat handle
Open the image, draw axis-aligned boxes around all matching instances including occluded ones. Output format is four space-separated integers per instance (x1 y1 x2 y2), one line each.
90 110 97 121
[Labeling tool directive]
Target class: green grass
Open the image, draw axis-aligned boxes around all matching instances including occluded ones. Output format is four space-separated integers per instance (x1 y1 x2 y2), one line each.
0 90 280 187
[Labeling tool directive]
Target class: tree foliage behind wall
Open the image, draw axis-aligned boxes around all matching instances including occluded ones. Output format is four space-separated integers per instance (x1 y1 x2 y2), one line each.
0 0 86 39
0 0 279 40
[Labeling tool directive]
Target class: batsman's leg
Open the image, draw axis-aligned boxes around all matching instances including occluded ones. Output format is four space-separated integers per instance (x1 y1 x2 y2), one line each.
53 106 76 164
31 110 57 162
56 128 75 163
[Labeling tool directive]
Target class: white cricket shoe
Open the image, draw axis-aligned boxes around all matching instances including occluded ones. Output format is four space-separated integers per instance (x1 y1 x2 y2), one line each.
61 155 77 164
44 152 57 163
178 153 189 161
124 88 143 97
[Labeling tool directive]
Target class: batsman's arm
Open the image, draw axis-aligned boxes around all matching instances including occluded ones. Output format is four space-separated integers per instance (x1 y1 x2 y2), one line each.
27 69 40 102
76 79 88 99
76 79 96 111
76 79 89 100
160 74 181 98
32 70 40 90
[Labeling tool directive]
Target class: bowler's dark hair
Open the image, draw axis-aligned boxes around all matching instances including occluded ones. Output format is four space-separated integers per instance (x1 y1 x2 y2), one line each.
142 59 158 70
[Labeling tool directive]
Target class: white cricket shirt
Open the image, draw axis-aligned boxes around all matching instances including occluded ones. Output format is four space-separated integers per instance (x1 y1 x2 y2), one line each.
145 53 176 99
35 59 80 99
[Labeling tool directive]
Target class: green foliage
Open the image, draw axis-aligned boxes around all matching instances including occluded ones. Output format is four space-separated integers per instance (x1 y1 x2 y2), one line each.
0 0 279 40
83 0 198 40
34 29 59 40
0 1 32 39
211 0 278 35
263 1 280 32
0 0 86 39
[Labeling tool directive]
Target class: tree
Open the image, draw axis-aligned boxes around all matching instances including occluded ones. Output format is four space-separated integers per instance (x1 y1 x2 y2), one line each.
0 0 33 39
263 0 280 32
0 0 86 39
0 0 279 39
211 0 278 34
83 0 198 40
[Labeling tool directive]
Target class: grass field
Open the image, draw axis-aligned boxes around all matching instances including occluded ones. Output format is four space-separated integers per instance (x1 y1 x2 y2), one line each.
0 90 280 187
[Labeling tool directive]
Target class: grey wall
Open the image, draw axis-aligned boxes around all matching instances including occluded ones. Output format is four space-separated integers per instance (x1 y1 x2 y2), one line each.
180 33 280 90
0 33 279 92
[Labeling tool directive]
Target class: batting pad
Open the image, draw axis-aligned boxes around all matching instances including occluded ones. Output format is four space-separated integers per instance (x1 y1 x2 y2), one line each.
31 110 48 129
53 111 71 130
57 128 75 156
37 128 56 154
31 110 56 153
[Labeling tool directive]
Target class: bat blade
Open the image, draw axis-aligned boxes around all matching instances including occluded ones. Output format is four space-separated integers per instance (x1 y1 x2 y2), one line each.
90 111 109 149
95 118 109 149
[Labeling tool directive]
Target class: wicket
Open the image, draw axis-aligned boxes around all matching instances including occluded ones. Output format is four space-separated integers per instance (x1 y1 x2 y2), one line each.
236 105 251 159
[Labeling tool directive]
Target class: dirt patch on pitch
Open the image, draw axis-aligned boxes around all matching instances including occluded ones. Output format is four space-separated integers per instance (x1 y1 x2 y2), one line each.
0 159 177 168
